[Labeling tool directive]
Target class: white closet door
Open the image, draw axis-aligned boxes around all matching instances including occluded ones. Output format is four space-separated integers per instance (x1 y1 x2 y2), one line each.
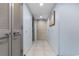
0 3 11 56
11 3 23 56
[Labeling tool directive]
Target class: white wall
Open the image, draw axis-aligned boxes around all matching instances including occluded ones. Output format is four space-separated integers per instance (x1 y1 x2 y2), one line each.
47 12 59 55
23 4 32 53
48 3 79 56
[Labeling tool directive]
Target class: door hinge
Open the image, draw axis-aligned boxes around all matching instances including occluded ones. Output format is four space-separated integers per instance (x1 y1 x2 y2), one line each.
20 49 23 55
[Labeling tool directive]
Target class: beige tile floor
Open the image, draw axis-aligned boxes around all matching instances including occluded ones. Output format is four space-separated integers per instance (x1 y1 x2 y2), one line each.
25 39 56 56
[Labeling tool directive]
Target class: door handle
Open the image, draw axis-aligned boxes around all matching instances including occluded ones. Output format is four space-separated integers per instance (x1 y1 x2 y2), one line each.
13 32 16 36
13 32 21 37
5 33 11 37
13 32 21 40
0 33 11 44
0 33 10 40
13 32 18 37
5 33 10 37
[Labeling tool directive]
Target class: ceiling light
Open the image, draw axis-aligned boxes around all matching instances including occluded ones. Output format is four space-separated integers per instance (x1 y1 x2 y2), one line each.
40 16 43 18
40 3 44 6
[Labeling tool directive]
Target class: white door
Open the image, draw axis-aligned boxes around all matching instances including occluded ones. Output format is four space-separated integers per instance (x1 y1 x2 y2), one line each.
37 20 47 40
0 3 11 56
11 3 23 56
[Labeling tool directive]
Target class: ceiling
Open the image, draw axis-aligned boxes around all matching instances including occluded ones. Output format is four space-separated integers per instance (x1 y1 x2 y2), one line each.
27 3 55 20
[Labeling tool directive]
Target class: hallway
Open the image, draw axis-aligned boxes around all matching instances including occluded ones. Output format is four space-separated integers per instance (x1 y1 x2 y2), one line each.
23 3 56 56
25 39 56 56
0 3 79 56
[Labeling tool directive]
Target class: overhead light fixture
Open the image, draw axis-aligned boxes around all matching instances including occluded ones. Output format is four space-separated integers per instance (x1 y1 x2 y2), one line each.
40 16 43 18
40 3 44 6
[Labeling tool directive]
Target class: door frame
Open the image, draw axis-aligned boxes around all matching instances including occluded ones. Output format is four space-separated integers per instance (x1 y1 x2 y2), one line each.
19 3 23 56
8 3 12 56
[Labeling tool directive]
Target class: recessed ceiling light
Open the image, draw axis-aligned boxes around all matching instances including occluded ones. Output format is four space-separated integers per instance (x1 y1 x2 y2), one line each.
40 3 44 6
40 16 43 18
